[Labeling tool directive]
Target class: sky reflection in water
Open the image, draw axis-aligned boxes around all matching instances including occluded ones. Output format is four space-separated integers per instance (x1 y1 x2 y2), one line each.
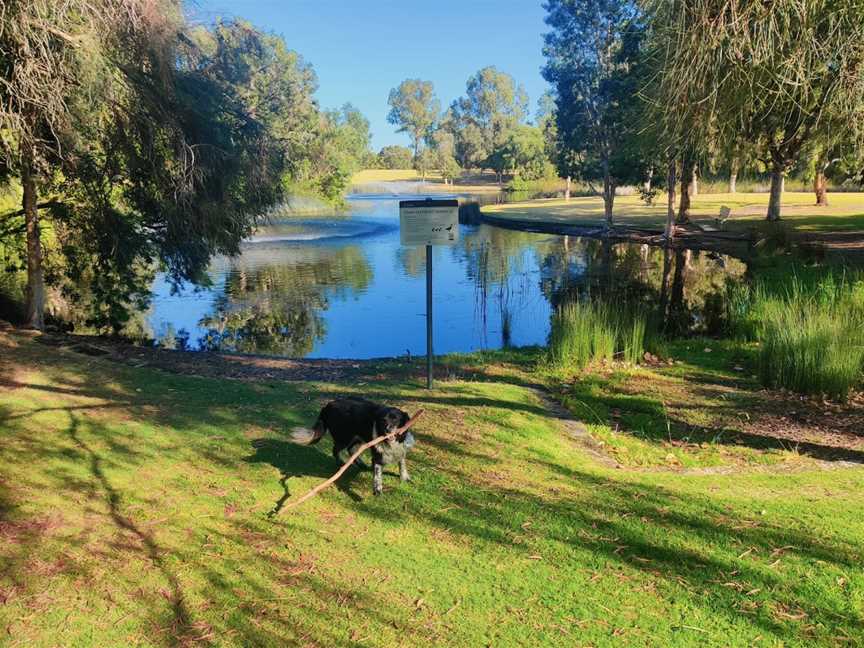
148 194 746 359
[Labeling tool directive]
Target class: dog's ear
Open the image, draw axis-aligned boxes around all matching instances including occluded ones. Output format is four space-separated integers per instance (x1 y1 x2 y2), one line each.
400 411 410 428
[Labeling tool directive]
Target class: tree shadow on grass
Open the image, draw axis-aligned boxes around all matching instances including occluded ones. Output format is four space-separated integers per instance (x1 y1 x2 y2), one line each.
564 370 864 463
243 438 368 514
357 461 864 643
64 413 202 647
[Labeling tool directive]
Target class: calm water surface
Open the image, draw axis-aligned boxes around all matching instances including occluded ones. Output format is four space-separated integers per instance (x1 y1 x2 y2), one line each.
148 191 747 358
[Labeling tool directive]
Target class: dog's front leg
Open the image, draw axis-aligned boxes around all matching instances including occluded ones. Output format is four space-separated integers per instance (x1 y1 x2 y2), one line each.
399 457 410 482
372 460 383 495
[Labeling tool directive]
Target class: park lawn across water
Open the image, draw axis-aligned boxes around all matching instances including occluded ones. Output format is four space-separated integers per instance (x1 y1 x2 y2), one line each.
1 331 863 646
483 192 864 235
349 169 505 194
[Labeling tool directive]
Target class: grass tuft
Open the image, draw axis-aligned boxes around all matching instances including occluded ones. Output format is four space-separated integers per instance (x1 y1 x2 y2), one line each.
728 274 864 399
546 300 648 372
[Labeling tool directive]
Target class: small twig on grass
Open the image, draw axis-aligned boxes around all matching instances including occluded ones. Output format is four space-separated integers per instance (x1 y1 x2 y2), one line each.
282 410 424 512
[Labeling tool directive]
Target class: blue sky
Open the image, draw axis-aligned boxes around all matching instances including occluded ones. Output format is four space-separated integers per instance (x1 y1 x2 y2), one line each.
185 1 549 150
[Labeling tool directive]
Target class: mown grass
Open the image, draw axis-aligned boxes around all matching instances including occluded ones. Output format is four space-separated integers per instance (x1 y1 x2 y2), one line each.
2 332 864 646
483 191 864 234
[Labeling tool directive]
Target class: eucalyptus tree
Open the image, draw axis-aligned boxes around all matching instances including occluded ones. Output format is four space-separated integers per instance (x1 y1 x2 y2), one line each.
650 0 864 221
377 145 414 169
387 79 440 160
542 0 647 226
448 67 529 179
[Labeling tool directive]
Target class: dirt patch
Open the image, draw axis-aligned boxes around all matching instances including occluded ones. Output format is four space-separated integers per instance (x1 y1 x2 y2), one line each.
36 333 401 383
741 391 864 454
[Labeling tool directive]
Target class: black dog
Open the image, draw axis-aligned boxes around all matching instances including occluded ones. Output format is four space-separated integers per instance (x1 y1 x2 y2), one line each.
290 398 415 495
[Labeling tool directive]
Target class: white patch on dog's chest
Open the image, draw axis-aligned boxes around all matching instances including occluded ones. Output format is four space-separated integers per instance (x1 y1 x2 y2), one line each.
377 432 415 465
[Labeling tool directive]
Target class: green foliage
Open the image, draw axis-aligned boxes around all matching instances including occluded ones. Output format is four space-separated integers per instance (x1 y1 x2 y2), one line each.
446 67 528 171
543 0 649 196
727 275 864 400
0 13 373 330
387 79 440 158
649 0 864 219
376 145 414 169
426 128 461 181
546 299 649 372
491 125 550 181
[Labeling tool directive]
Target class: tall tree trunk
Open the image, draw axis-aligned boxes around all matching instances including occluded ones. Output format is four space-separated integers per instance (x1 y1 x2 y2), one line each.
564 175 571 201
677 155 694 224
689 165 698 197
729 157 739 193
22 145 45 330
602 163 615 228
665 156 677 240
814 169 828 206
767 164 785 221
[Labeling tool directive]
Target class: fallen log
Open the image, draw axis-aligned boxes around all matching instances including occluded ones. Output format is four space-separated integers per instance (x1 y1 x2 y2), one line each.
283 409 424 511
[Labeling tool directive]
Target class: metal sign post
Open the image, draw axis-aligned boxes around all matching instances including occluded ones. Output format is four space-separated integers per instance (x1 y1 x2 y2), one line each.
426 244 433 389
399 198 459 389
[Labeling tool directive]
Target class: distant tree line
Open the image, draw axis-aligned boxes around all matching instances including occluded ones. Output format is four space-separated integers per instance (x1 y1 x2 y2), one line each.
0 2 374 331
382 68 557 185
541 0 864 230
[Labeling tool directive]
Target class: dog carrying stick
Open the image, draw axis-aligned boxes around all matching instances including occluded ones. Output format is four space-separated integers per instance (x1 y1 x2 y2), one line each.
283 410 424 511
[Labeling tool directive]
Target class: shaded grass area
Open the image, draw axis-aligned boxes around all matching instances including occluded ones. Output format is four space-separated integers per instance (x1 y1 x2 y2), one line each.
1 332 864 646
483 192 864 235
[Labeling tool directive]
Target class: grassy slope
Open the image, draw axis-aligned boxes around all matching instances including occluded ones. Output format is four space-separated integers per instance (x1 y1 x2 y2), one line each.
483 192 864 234
2 332 863 647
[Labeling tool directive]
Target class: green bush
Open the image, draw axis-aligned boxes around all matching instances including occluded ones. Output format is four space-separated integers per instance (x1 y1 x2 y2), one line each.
547 300 649 372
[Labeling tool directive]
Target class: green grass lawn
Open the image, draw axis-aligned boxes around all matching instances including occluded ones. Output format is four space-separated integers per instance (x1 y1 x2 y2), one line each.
2 332 863 646
483 192 864 235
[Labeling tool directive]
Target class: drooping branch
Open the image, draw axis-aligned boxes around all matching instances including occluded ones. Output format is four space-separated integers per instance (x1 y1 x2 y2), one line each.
0 200 66 221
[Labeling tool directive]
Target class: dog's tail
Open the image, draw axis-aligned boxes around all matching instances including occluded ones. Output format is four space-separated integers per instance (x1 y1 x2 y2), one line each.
289 417 326 445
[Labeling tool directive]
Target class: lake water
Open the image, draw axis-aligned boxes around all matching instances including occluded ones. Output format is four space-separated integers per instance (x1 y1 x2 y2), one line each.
148 191 748 358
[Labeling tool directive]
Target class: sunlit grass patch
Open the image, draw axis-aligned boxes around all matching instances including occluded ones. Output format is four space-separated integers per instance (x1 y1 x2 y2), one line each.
2 333 864 646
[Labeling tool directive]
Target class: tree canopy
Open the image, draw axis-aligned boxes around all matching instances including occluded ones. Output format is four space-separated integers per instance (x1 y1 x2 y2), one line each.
0 5 371 331
447 67 529 177
543 0 648 224
386 79 440 160
648 0 864 220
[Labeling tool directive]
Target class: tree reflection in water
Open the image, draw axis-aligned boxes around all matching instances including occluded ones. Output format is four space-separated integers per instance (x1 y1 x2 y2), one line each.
537 238 748 338
177 217 746 358
198 245 372 355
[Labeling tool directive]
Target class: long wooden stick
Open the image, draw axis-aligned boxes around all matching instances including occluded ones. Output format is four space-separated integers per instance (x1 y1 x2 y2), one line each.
283 410 424 511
